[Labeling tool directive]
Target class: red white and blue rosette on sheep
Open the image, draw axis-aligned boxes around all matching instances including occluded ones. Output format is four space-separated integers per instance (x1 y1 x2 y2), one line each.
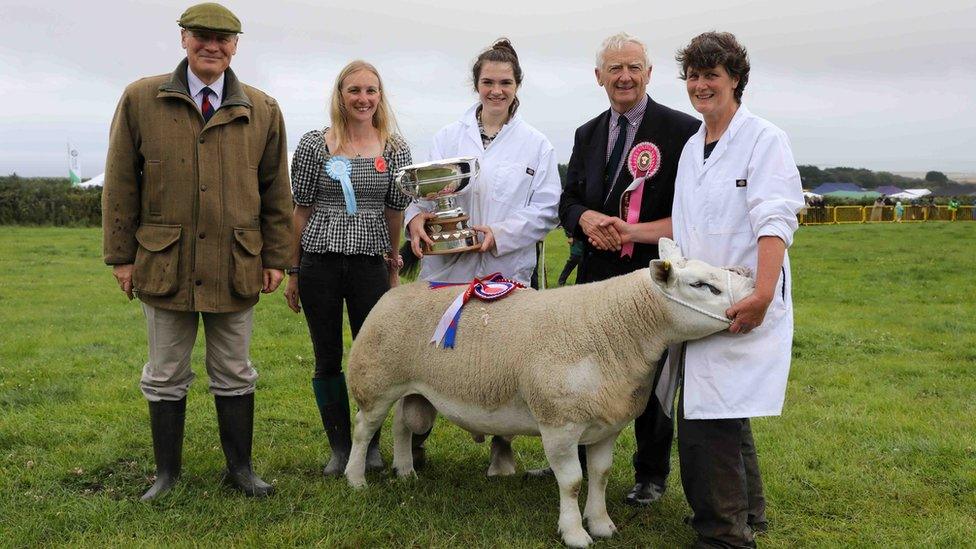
429 273 524 349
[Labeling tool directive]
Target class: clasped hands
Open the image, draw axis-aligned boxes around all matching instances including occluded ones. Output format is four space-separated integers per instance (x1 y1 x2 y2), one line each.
579 210 632 251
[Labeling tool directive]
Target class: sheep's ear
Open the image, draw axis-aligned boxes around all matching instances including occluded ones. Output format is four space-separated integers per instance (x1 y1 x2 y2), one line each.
650 259 673 287
658 238 681 262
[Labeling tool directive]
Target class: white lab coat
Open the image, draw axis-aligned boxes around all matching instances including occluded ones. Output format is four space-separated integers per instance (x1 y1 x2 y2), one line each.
405 104 561 285
659 105 805 419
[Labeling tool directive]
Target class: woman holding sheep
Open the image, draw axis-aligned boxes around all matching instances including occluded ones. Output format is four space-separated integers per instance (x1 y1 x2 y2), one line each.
606 32 804 546
285 60 413 476
404 38 562 468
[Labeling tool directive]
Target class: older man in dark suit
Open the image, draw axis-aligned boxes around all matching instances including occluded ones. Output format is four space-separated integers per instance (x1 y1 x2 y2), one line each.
559 32 700 506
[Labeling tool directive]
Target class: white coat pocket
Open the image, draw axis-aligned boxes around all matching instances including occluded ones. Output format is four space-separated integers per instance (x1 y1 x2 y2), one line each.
490 161 532 207
706 177 750 234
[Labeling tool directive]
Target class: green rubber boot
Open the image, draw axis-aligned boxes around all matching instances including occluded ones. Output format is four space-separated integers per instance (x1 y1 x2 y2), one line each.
313 375 352 477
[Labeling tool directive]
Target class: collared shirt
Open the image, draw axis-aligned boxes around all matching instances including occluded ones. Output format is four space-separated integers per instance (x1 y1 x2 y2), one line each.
186 68 224 112
605 94 648 183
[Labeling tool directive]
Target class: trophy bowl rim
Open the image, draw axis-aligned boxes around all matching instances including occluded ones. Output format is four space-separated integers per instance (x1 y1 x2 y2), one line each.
394 157 480 197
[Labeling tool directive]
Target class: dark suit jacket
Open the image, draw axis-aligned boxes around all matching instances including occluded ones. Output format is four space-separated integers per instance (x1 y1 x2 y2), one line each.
559 96 700 283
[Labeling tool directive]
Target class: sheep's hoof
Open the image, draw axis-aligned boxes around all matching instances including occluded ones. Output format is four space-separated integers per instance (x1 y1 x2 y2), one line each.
585 515 617 539
392 466 417 479
559 525 593 548
346 475 367 489
487 462 516 477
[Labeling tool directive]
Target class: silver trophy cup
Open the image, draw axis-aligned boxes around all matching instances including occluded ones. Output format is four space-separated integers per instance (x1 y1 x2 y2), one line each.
395 157 481 255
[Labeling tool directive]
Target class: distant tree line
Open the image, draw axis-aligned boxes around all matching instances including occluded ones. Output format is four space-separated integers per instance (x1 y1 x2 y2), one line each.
1 167 972 226
0 174 101 226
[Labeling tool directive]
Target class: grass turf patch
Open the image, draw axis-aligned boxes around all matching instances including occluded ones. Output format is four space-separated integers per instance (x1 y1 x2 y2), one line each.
0 223 974 546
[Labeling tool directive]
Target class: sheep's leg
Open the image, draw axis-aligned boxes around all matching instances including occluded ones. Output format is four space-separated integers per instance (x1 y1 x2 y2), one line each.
540 424 592 548
487 435 516 477
392 399 416 478
583 434 618 539
344 399 394 488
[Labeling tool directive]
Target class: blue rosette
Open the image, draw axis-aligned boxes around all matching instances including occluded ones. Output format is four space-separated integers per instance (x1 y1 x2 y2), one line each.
325 155 356 214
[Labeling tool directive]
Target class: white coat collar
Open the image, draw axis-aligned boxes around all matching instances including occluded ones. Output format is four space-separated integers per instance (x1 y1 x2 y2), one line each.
461 102 522 151
692 104 753 174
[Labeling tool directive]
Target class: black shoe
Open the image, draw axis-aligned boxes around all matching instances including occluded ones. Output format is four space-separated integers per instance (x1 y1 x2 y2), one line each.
523 466 554 479
214 394 274 497
365 428 385 472
141 397 186 501
623 481 665 506
750 520 768 536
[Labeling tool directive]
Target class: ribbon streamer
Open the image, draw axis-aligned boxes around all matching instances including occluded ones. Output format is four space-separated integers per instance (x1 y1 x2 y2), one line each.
429 273 523 349
325 156 356 215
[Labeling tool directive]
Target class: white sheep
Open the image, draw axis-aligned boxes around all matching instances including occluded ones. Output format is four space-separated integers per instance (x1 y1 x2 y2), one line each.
344 238 754 548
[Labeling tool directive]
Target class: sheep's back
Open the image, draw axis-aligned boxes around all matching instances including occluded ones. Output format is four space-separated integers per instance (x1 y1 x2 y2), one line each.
347 274 652 416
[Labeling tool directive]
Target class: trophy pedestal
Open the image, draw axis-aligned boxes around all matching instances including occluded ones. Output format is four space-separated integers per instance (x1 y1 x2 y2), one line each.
425 215 481 255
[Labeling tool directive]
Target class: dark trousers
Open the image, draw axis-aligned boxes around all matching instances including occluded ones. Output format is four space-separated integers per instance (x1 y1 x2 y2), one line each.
557 254 581 285
677 391 766 548
298 252 389 378
577 254 674 486
632 355 673 485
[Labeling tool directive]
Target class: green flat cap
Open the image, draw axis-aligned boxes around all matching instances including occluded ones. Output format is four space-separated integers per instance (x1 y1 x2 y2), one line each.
178 3 242 34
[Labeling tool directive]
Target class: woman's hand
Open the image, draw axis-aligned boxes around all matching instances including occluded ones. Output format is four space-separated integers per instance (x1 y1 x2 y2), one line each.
408 212 436 258
472 225 496 253
284 275 301 313
725 292 772 334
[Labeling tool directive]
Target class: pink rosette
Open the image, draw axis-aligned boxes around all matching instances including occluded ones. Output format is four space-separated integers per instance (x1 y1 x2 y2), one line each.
628 142 661 179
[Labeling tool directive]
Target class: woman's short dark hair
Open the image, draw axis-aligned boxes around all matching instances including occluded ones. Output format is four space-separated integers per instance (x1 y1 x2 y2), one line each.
676 32 750 103
472 38 523 115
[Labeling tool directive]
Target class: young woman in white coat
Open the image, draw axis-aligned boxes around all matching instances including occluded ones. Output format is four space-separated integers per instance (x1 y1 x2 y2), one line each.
605 32 804 547
404 38 561 471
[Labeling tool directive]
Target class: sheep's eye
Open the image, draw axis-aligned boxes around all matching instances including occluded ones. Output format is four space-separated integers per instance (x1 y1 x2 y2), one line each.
690 281 721 295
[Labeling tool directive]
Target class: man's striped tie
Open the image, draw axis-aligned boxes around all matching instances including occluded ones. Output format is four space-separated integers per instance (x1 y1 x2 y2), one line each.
201 86 215 122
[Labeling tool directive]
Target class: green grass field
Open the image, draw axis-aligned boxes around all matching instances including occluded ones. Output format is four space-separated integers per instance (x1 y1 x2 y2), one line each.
1 223 974 547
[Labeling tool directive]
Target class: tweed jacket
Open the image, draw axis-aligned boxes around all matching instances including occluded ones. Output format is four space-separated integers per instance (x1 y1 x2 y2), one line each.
102 59 293 312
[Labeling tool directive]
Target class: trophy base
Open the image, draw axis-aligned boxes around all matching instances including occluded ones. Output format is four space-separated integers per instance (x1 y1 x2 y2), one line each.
425 215 481 255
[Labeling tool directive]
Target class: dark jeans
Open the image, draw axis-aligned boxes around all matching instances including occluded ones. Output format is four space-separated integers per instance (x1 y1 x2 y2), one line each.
298 252 389 378
678 391 766 548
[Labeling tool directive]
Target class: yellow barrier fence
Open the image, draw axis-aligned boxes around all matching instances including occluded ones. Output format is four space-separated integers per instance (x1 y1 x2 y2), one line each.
799 205 975 225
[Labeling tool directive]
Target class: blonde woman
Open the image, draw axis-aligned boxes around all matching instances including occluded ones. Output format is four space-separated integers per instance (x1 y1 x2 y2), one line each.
285 61 412 476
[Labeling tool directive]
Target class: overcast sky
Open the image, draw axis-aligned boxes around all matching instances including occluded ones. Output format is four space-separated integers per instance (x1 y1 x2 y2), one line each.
1 0 974 178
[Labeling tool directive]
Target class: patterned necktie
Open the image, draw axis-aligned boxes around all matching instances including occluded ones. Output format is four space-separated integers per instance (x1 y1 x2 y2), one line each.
605 114 629 183
201 86 215 122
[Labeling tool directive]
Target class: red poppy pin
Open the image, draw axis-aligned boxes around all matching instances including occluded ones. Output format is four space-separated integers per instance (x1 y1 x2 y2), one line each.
374 157 388 173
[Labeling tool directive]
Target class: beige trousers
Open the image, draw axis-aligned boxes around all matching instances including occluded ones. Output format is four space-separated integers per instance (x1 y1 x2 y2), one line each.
140 304 258 401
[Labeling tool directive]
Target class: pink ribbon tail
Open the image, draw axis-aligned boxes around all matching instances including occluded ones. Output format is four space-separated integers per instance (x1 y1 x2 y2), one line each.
620 179 645 258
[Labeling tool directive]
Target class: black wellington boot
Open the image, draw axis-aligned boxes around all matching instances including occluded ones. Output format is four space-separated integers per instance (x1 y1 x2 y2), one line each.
214 393 274 497
365 428 385 472
141 397 186 501
312 376 351 477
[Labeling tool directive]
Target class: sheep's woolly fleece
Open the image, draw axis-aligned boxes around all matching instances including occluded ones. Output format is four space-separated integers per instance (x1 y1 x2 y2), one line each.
347 268 673 428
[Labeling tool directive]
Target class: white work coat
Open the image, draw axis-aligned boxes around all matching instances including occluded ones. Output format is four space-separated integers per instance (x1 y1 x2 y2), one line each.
659 105 805 419
406 104 561 285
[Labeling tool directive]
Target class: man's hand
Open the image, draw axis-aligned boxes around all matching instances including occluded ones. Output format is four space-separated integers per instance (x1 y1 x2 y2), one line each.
262 268 284 294
112 264 135 300
472 225 496 253
579 210 622 251
726 292 772 335
408 212 436 259
597 216 633 246
284 275 300 313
